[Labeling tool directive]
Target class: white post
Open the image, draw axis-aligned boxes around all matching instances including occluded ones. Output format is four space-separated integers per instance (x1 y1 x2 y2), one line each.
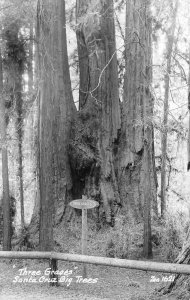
82 207 87 278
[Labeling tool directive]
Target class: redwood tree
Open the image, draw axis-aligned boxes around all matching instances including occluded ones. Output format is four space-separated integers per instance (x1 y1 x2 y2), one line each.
117 0 157 257
75 0 157 253
160 0 178 218
75 0 121 225
159 4 190 297
4 23 26 230
38 0 75 250
37 0 157 254
0 49 11 250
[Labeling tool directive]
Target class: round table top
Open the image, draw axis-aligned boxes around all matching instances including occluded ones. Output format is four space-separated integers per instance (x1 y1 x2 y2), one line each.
69 198 99 210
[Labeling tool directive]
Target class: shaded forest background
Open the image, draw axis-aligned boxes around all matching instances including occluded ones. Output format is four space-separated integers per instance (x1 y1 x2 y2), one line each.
0 0 190 298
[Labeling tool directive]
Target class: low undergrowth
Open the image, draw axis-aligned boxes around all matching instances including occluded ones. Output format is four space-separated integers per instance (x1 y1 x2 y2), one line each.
159 211 189 262
12 208 189 266
101 212 189 262
104 214 144 259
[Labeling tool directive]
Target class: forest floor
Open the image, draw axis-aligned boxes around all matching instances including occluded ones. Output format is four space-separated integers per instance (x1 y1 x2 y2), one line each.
0 259 179 300
0 219 185 300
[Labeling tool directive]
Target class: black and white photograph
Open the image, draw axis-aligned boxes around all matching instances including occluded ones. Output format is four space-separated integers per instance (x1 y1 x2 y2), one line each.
0 0 190 299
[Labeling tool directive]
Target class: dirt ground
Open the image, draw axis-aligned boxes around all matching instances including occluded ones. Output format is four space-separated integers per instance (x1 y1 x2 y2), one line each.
0 220 184 300
0 259 180 300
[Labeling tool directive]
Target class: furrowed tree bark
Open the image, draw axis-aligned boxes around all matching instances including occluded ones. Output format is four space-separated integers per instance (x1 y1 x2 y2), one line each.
160 0 178 218
38 0 75 251
118 0 156 257
3 23 25 230
0 49 11 250
75 0 121 224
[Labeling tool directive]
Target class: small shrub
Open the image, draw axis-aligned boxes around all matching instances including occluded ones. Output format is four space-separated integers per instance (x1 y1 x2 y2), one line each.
160 212 187 262
104 211 188 261
105 239 115 258
105 214 143 259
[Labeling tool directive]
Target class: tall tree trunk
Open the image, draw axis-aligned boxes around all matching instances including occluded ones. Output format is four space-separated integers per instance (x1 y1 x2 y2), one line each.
28 22 35 157
118 0 156 257
27 13 42 237
4 23 25 230
0 49 11 250
28 23 34 94
159 4 190 297
38 0 75 251
15 32 25 230
160 0 178 218
18 132 25 229
75 0 121 224
188 7 190 172
27 8 41 235
16 72 25 229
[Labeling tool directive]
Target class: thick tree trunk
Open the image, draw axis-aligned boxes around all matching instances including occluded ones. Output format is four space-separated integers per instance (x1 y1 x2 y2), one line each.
160 0 178 218
0 50 11 250
117 0 156 257
38 0 75 250
75 0 121 224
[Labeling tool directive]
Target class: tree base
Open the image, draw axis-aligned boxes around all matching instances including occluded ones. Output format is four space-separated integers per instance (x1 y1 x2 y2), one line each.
158 240 190 298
